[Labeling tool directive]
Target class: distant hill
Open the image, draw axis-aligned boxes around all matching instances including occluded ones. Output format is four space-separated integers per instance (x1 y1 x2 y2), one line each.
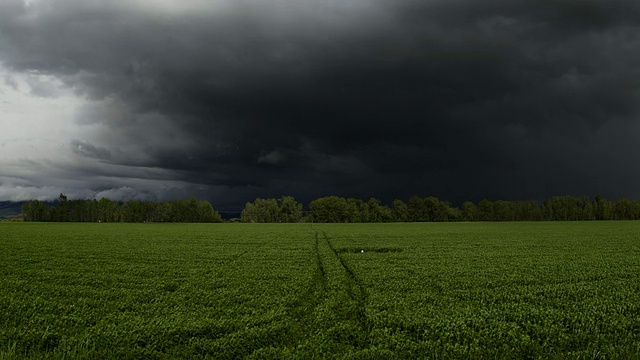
0 201 26 219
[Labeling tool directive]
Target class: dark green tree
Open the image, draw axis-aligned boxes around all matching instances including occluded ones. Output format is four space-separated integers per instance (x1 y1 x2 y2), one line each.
278 196 303 222
309 196 350 223
477 199 493 221
424 196 449 222
51 193 70 222
366 198 390 222
407 196 426 222
122 200 144 222
346 198 366 222
21 200 49 222
197 200 223 222
391 199 408 222
461 201 477 221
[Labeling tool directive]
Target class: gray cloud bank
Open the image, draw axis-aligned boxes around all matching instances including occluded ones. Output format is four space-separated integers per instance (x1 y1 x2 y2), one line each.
1 0 639 208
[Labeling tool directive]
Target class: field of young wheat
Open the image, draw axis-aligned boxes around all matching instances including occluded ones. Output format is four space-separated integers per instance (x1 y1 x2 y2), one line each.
1 222 639 358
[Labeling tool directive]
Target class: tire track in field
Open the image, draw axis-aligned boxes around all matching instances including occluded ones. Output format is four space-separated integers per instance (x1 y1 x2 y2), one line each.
314 231 329 293
287 226 370 350
288 230 327 322
292 226 369 326
320 229 369 330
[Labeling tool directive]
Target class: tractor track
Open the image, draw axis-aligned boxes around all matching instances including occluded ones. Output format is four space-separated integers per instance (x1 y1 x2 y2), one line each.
319 229 369 330
285 225 371 350
290 226 369 330
288 230 327 321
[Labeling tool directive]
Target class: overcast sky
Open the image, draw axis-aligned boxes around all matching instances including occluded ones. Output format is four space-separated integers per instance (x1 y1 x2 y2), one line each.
1 0 639 209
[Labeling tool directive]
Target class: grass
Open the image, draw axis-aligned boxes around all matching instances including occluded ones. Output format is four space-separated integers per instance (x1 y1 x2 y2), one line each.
1 222 640 358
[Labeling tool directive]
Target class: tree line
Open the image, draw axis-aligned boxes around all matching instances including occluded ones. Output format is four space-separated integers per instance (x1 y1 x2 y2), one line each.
21 193 640 223
21 194 222 223
240 194 640 223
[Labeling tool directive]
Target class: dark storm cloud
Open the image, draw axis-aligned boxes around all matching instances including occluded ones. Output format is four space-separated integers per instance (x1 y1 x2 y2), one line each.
1 0 639 207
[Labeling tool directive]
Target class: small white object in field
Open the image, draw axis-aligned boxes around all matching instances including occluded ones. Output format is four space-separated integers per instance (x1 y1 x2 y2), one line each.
361 249 364 253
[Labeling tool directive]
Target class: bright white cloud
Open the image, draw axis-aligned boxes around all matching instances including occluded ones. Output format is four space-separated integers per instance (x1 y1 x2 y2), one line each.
0 68 85 192
0 63 205 201
0 66 132 200
0 67 84 143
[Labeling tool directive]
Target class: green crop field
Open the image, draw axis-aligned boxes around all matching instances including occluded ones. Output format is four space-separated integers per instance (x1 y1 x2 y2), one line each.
1 222 640 359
